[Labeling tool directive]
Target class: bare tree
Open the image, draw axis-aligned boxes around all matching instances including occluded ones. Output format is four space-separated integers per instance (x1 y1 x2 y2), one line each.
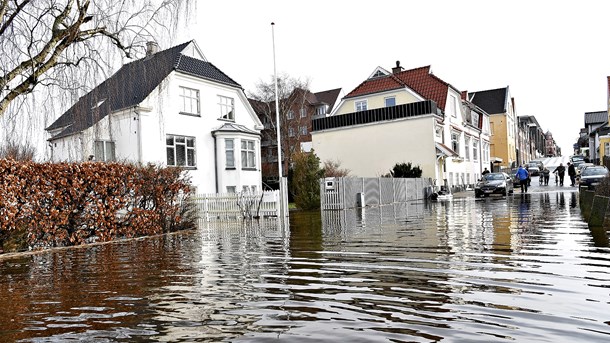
323 159 350 177
248 73 312 180
0 0 193 118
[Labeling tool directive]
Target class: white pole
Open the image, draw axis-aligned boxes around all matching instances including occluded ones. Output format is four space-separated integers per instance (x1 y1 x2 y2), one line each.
271 22 285 219
271 22 282 179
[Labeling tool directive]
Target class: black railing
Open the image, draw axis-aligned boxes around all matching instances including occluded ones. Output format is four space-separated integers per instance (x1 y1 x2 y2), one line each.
312 100 438 132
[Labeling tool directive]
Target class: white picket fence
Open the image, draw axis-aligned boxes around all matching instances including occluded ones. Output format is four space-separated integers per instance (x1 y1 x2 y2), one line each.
193 189 286 221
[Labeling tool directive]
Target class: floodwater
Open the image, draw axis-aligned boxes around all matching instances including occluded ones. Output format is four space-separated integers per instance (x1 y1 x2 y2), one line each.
1 188 610 342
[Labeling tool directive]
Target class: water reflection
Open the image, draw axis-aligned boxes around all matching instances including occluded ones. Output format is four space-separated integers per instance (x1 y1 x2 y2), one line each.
1 190 610 342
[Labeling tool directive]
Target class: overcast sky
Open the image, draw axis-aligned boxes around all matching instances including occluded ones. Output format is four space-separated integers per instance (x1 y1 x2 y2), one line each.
175 0 610 154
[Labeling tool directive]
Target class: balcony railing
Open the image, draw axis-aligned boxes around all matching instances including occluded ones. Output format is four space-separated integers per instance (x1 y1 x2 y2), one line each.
312 100 438 132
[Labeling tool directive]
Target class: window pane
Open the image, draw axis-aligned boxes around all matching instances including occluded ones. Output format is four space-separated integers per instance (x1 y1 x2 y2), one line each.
94 141 104 161
248 151 255 167
167 147 175 165
187 148 195 167
226 151 234 167
166 136 174 145
248 141 254 150
226 139 233 149
241 151 247 168
176 137 185 144
106 142 115 161
241 140 246 149
187 138 194 147
176 145 186 166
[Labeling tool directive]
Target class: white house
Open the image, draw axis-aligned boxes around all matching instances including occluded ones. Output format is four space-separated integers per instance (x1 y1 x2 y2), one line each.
46 41 263 194
311 63 491 190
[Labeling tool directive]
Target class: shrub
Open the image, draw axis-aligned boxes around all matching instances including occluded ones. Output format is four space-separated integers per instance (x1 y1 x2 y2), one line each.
291 151 324 210
0 160 195 252
389 162 423 178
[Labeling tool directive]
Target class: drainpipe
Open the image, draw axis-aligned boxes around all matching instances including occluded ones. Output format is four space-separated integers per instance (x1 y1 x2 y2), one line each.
213 135 218 193
134 108 142 164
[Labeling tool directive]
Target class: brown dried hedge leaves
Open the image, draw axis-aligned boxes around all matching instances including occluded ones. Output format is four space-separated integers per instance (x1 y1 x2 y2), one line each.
0 160 195 251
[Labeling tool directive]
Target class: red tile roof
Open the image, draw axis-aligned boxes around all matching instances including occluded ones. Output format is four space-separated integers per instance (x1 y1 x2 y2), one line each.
345 65 451 110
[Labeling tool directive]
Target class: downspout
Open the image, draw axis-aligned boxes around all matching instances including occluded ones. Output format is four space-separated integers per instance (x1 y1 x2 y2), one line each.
213 134 218 193
134 108 142 164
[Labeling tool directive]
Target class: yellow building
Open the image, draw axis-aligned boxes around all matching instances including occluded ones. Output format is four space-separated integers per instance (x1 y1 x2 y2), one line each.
469 87 517 169
598 76 610 162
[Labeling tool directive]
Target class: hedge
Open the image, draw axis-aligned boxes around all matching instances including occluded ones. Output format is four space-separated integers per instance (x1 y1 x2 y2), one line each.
0 160 195 252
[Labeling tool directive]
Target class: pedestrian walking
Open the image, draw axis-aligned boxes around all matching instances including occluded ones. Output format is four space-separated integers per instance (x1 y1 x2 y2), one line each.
515 165 530 193
568 162 576 186
554 163 566 186
482 168 490 175
542 166 550 185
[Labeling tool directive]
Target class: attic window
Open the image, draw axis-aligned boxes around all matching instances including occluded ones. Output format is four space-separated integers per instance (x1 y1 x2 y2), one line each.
372 70 385 78
92 99 106 109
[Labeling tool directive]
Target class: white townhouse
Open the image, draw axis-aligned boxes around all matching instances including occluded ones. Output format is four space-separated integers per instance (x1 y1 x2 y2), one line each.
46 40 263 194
311 62 490 190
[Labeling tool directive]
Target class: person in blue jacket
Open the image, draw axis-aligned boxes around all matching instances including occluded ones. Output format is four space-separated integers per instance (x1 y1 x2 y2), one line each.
515 165 530 193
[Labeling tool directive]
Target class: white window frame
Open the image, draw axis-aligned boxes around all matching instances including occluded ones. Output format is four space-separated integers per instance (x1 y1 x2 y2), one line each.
288 127 295 137
241 139 256 169
94 140 115 162
473 139 479 162
287 110 294 119
384 96 396 107
299 125 308 135
449 94 458 118
355 100 367 112
226 186 236 193
219 95 235 121
179 86 200 115
451 131 460 155
225 139 235 168
464 136 470 161
300 107 307 118
316 106 326 116
166 134 196 167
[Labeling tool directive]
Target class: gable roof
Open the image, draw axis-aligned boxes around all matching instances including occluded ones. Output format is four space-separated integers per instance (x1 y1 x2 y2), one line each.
344 65 453 110
468 87 508 115
47 41 241 139
584 111 607 125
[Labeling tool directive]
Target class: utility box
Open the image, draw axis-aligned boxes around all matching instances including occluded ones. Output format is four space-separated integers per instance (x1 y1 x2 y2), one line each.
324 178 336 190
356 192 365 207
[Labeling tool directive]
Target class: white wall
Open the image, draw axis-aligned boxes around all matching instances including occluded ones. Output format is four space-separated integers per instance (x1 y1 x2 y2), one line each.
312 115 437 178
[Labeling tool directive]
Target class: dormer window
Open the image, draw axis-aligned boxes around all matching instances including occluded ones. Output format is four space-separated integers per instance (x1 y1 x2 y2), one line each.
316 106 326 116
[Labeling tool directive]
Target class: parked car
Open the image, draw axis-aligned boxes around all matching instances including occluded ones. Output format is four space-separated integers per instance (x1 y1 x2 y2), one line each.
576 162 594 176
525 162 540 176
530 159 544 170
579 166 609 189
475 172 514 198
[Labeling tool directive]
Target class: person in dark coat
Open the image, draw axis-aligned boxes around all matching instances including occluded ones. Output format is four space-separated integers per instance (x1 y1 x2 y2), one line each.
554 163 566 186
567 162 577 186
482 168 490 175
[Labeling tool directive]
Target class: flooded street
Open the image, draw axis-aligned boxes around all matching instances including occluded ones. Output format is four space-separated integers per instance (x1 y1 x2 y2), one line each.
1 185 610 342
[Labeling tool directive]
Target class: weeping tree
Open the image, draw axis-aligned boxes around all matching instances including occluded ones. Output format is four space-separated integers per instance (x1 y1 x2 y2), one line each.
0 0 193 156
248 74 312 180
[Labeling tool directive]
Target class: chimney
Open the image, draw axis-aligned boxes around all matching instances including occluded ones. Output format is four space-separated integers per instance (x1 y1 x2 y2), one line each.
392 60 403 74
146 41 160 56
461 91 468 100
